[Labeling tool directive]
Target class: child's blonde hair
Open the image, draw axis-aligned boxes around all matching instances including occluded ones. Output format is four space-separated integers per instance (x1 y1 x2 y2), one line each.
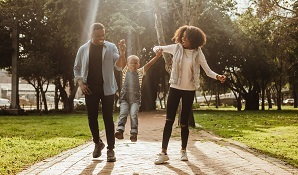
127 55 140 63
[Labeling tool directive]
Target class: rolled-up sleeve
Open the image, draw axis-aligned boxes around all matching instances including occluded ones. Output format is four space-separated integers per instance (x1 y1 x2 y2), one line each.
153 44 176 55
112 44 122 71
73 47 83 82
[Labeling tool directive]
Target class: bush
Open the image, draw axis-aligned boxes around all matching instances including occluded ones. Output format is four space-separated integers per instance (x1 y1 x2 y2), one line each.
74 104 87 111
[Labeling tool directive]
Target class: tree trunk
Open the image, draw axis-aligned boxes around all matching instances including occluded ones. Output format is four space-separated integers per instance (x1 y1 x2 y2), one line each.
266 89 273 109
275 77 282 110
41 89 48 113
244 90 259 110
261 84 265 110
182 0 190 24
56 80 77 113
153 0 172 74
36 88 40 111
292 83 297 108
54 82 59 112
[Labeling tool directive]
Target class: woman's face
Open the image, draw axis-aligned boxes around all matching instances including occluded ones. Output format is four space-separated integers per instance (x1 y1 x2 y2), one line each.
182 31 190 49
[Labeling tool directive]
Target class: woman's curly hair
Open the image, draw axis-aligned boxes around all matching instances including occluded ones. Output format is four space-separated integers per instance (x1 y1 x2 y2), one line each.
172 25 206 49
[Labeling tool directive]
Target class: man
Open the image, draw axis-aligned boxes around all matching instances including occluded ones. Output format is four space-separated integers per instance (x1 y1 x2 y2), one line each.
74 23 126 162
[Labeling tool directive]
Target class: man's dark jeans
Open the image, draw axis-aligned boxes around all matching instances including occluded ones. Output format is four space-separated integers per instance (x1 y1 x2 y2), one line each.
85 86 115 150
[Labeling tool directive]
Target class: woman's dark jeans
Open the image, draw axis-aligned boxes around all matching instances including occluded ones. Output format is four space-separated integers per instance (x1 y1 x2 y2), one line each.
162 87 195 150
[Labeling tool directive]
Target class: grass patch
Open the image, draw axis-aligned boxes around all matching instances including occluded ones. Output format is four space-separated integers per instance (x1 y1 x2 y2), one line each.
0 113 107 175
194 109 298 167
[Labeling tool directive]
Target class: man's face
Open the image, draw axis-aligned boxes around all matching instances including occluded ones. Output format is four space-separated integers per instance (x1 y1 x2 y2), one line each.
91 29 105 45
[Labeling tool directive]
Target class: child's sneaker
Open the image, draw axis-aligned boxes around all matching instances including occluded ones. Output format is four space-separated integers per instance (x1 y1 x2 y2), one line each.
154 153 169 164
180 150 188 161
115 130 124 139
130 133 137 142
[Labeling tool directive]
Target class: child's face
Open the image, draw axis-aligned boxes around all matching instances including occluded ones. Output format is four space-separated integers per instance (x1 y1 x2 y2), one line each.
127 57 140 72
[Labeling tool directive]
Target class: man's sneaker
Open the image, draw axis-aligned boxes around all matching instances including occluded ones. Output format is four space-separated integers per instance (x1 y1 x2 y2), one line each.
115 130 124 140
130 133 137 142
93 141 105 158
180 150 188 161
154 153 169 165
107 149 116 162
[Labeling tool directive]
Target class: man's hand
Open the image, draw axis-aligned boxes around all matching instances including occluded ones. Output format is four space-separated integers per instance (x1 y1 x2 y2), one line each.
118 39 126 54
78 81 91 95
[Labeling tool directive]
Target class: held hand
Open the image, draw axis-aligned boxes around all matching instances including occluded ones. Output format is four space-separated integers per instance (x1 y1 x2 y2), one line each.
155 48 163 58
216 75 226 84
118 39 126 54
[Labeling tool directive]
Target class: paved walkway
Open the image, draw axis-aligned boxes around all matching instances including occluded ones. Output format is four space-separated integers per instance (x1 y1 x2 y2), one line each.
19 111 297 175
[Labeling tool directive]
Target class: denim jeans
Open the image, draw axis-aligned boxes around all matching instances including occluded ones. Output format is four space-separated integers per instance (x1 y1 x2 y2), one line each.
85 85 115 150
116 100 140 134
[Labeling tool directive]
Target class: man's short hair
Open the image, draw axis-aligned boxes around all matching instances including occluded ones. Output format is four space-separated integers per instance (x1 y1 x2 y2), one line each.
90 23 105 32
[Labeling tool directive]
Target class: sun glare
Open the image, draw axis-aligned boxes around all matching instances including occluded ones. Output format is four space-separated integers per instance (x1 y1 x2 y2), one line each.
80 0 100 44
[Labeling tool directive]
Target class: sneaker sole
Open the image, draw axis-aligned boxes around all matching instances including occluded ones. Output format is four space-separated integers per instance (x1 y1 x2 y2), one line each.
115 132 124 139
154 156 169 165
130 136 137 142
154 160 168 165
107 158 116 162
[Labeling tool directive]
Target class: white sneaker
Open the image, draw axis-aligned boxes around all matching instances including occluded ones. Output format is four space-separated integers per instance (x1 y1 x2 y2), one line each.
180 150 188 161
154 153 169 164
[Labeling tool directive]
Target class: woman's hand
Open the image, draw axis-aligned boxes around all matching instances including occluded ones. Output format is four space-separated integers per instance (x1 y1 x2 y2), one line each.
216 75 226 83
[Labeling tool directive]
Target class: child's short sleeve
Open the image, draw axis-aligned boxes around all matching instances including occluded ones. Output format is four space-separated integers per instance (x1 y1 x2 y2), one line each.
137 67 145 87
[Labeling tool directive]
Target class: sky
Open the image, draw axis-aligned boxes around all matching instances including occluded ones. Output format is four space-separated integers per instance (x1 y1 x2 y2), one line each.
235 0 250 14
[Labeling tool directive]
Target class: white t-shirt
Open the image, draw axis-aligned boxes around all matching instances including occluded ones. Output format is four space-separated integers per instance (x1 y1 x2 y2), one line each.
171 49 195 90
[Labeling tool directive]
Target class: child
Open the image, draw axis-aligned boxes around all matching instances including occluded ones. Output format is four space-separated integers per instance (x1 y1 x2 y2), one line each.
115 49 163 142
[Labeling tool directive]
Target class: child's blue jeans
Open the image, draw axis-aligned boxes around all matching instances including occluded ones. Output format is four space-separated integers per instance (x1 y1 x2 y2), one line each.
116 100 140 134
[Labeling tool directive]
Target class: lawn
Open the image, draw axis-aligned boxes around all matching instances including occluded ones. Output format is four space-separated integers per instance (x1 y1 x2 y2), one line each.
194 108 298 168
0 112 105 175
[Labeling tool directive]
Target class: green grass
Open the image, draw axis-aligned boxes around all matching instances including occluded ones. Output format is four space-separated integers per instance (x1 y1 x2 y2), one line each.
194 109 298 167
0 113 106 175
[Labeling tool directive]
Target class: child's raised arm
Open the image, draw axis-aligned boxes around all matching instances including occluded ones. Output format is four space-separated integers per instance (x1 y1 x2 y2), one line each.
143 48 163 72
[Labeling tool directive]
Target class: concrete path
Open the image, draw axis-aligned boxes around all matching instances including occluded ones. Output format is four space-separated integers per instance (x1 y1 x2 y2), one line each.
19 111 298 175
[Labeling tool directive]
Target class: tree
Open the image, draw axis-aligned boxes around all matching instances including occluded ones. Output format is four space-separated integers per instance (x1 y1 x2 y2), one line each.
0 0 57 112
255 0 297 110
44 0 90 112
219 8 277 110
0 26 13 69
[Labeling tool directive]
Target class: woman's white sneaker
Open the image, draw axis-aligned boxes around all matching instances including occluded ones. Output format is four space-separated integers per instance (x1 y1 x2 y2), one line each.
180 150 188 161
154 153 169 164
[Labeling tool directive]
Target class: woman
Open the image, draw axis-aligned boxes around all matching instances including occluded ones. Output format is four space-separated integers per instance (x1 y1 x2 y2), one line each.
153 25 226 164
